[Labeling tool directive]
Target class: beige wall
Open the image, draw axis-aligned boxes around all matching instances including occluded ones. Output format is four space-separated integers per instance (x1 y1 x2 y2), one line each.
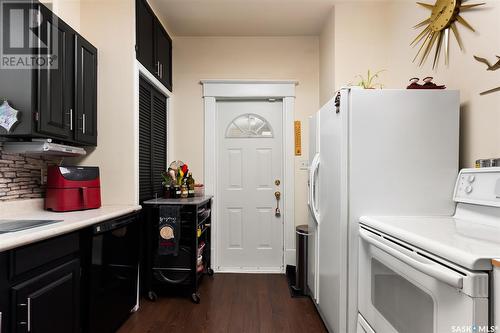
319 8 335 106
327 0 500 167
39 0 80 29
75 0 137 205
51 0 138 206
173 37 319 226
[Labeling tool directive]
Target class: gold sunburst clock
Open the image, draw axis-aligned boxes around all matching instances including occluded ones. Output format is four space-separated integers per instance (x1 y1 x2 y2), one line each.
412 0 485 68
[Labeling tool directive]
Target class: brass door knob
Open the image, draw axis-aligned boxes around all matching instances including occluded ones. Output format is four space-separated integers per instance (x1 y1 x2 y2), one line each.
274 191 281 217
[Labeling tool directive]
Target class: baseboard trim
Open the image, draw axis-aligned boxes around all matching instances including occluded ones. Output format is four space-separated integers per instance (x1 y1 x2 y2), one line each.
285 248 296 266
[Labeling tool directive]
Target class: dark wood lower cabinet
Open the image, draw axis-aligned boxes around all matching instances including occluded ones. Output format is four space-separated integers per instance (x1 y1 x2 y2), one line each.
0 252 9 333
11 259 80 333
0 214 137 333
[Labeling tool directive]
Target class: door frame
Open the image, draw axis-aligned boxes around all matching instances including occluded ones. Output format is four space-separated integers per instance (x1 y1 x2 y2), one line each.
202 80 297 273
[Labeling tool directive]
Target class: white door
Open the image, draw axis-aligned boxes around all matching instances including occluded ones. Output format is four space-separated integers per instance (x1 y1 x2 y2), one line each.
217 100 283 271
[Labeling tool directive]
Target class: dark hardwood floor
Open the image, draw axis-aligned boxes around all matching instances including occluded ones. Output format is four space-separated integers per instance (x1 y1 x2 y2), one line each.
118 274 327 333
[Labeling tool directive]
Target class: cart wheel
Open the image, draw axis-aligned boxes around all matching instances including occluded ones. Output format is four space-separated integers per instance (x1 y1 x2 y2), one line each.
147 291 158 302
191 293 201 304
207 268 214 276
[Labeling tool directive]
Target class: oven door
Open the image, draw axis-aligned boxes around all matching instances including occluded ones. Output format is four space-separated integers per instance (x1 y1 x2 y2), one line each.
358 226 489 333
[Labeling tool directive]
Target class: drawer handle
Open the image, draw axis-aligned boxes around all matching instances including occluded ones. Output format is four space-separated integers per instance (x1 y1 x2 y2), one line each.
18 299 32 331
27 297 31 332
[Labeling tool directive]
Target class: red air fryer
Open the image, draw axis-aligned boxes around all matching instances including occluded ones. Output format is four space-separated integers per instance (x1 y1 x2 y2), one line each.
45 166 101 212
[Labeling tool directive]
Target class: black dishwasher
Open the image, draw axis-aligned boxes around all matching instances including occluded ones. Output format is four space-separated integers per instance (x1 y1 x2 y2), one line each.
85 213 140 333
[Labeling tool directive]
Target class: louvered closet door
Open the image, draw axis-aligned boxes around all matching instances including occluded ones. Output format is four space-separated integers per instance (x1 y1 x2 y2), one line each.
139 78 167 202
151 90 167 196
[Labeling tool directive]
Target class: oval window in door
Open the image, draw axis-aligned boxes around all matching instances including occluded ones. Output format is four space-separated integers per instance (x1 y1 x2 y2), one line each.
226 113 273 138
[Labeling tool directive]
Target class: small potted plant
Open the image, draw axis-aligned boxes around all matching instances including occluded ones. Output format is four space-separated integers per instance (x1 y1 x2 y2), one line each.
355 69 385 89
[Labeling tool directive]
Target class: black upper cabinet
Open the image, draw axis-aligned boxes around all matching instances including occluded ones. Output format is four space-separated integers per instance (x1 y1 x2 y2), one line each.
37 5 75 140
0 1 98 146
136 0 155 73
75 36 98 146
154 20 172 91
136 0 173 91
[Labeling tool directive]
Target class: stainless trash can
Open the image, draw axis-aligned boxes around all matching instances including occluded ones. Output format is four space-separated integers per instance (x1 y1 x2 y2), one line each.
295 225 309 294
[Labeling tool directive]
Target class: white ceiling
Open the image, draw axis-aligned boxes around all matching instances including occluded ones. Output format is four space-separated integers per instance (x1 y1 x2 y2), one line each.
148 0 335 37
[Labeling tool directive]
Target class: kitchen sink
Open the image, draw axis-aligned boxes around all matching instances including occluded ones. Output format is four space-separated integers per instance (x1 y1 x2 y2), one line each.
0 220 63 233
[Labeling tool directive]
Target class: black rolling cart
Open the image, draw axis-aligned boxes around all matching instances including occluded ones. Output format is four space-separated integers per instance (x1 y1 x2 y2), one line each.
142 196 213 304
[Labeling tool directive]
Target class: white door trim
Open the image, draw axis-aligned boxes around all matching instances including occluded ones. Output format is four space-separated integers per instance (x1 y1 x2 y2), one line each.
202 80 297 273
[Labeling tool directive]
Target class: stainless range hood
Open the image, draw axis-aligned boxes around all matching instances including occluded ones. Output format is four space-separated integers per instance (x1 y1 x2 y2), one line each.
2 139 86 157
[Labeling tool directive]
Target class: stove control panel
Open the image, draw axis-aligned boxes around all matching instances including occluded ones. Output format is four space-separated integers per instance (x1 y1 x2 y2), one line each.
454 168 500 207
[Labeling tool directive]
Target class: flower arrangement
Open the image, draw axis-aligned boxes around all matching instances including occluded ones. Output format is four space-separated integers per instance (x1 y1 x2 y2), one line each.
162 160 189 187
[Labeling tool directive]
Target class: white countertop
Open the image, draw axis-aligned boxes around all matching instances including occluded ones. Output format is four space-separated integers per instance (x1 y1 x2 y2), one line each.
0 199 141 252
360 215 500 271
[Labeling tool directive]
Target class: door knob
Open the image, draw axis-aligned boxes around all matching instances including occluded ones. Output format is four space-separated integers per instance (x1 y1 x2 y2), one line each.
275 191 281 217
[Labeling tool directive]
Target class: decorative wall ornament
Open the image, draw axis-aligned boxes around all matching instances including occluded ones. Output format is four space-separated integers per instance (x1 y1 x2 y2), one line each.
412 0 485 68
474 55 500 71
0 100 20 132
473 55 500 95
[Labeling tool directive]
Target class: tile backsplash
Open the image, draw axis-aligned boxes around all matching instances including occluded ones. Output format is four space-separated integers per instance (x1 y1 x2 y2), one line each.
0 143 61 201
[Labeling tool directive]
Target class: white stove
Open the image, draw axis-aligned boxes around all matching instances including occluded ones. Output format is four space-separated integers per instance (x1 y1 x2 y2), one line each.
358 168 500 333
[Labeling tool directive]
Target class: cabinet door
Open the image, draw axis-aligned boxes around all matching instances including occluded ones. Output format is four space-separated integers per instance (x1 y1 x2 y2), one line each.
151 88 167 195
154 20 172 91
0 252 8 333
139 79 153 202
136 0 155 73
36 5 75 139
138 78 167 202
11 259 80 333
75 36 98 146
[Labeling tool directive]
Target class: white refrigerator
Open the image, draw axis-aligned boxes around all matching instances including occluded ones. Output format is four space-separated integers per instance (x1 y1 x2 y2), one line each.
307 88 460 333
308 109 320 303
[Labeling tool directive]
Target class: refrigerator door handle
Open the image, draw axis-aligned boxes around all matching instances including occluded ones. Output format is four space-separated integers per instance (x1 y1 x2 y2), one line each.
309 153 320 224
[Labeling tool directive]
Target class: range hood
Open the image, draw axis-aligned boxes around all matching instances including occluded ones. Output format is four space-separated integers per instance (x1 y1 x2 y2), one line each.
2 139 86 157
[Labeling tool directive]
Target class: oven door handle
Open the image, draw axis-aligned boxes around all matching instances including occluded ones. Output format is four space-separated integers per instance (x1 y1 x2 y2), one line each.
359 229 464 289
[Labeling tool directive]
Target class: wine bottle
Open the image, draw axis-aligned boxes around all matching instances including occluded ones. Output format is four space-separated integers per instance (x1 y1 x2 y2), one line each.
187 172 195 197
